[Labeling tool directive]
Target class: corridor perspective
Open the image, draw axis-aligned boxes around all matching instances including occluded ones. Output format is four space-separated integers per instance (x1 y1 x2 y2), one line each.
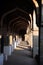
4 41 37 65
0 0 42 65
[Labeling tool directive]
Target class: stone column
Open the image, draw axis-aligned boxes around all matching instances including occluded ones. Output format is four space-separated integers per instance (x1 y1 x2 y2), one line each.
40 27 43 64
9 34 13 52
12 34 16 49
33 10 39 57
16 35 20 46
0 35 2 53
0 35 4 65
40 2 43 64
4 34 12 61
9 35 13 45
1 36 4 53
29 14 32 29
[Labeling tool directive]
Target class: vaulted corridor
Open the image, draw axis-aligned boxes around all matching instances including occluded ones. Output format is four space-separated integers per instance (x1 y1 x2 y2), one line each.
0 0 41 65
4 41 37 65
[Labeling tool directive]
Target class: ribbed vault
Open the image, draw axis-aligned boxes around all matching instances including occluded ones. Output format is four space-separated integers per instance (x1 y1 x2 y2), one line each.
2 8 30 27
8 18 29 35
13 22 29 33
8 17 29 32
0 0 40 35
1 8 31 35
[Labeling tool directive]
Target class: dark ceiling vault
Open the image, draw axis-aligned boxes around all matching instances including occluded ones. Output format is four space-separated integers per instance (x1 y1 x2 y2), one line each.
3 8 30 27
9 17 29 28
2 8 31 34
8 17 29 26
0 0 40 35
0 0 35 18
19 29 26 36
13 22 28 30
9 20 29 34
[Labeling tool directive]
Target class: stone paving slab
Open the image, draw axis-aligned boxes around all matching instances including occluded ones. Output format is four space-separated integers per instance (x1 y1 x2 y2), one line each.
4 47 37 65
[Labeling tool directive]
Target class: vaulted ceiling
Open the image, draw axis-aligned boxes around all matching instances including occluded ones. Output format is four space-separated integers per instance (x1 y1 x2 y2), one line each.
0 0 40 35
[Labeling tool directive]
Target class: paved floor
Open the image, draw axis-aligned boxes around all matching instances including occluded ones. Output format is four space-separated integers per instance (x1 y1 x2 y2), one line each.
4 46 38 65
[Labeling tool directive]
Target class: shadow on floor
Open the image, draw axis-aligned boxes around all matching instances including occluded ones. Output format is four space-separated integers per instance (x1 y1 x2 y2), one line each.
4 48 38 65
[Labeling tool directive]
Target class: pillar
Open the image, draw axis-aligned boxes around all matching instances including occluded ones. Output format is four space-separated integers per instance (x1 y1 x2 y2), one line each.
0 35 4 64
9 35 13 45
29 14 32 29
0 35 2 53
1 36 4 53
40 1 43 64
15 35 22 46
4 34 12 60
33 10 39 57
13 34 16 49
28 14 33 49
9 34 13 52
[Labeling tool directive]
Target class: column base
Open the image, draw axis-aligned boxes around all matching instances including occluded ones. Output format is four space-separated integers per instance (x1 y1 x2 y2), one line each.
4 54 8 61
33 47 38 58
4 45 12 56
0 53 3 65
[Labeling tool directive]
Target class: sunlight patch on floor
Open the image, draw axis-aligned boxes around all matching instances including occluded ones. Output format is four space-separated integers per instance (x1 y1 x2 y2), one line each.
15 47 24 50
